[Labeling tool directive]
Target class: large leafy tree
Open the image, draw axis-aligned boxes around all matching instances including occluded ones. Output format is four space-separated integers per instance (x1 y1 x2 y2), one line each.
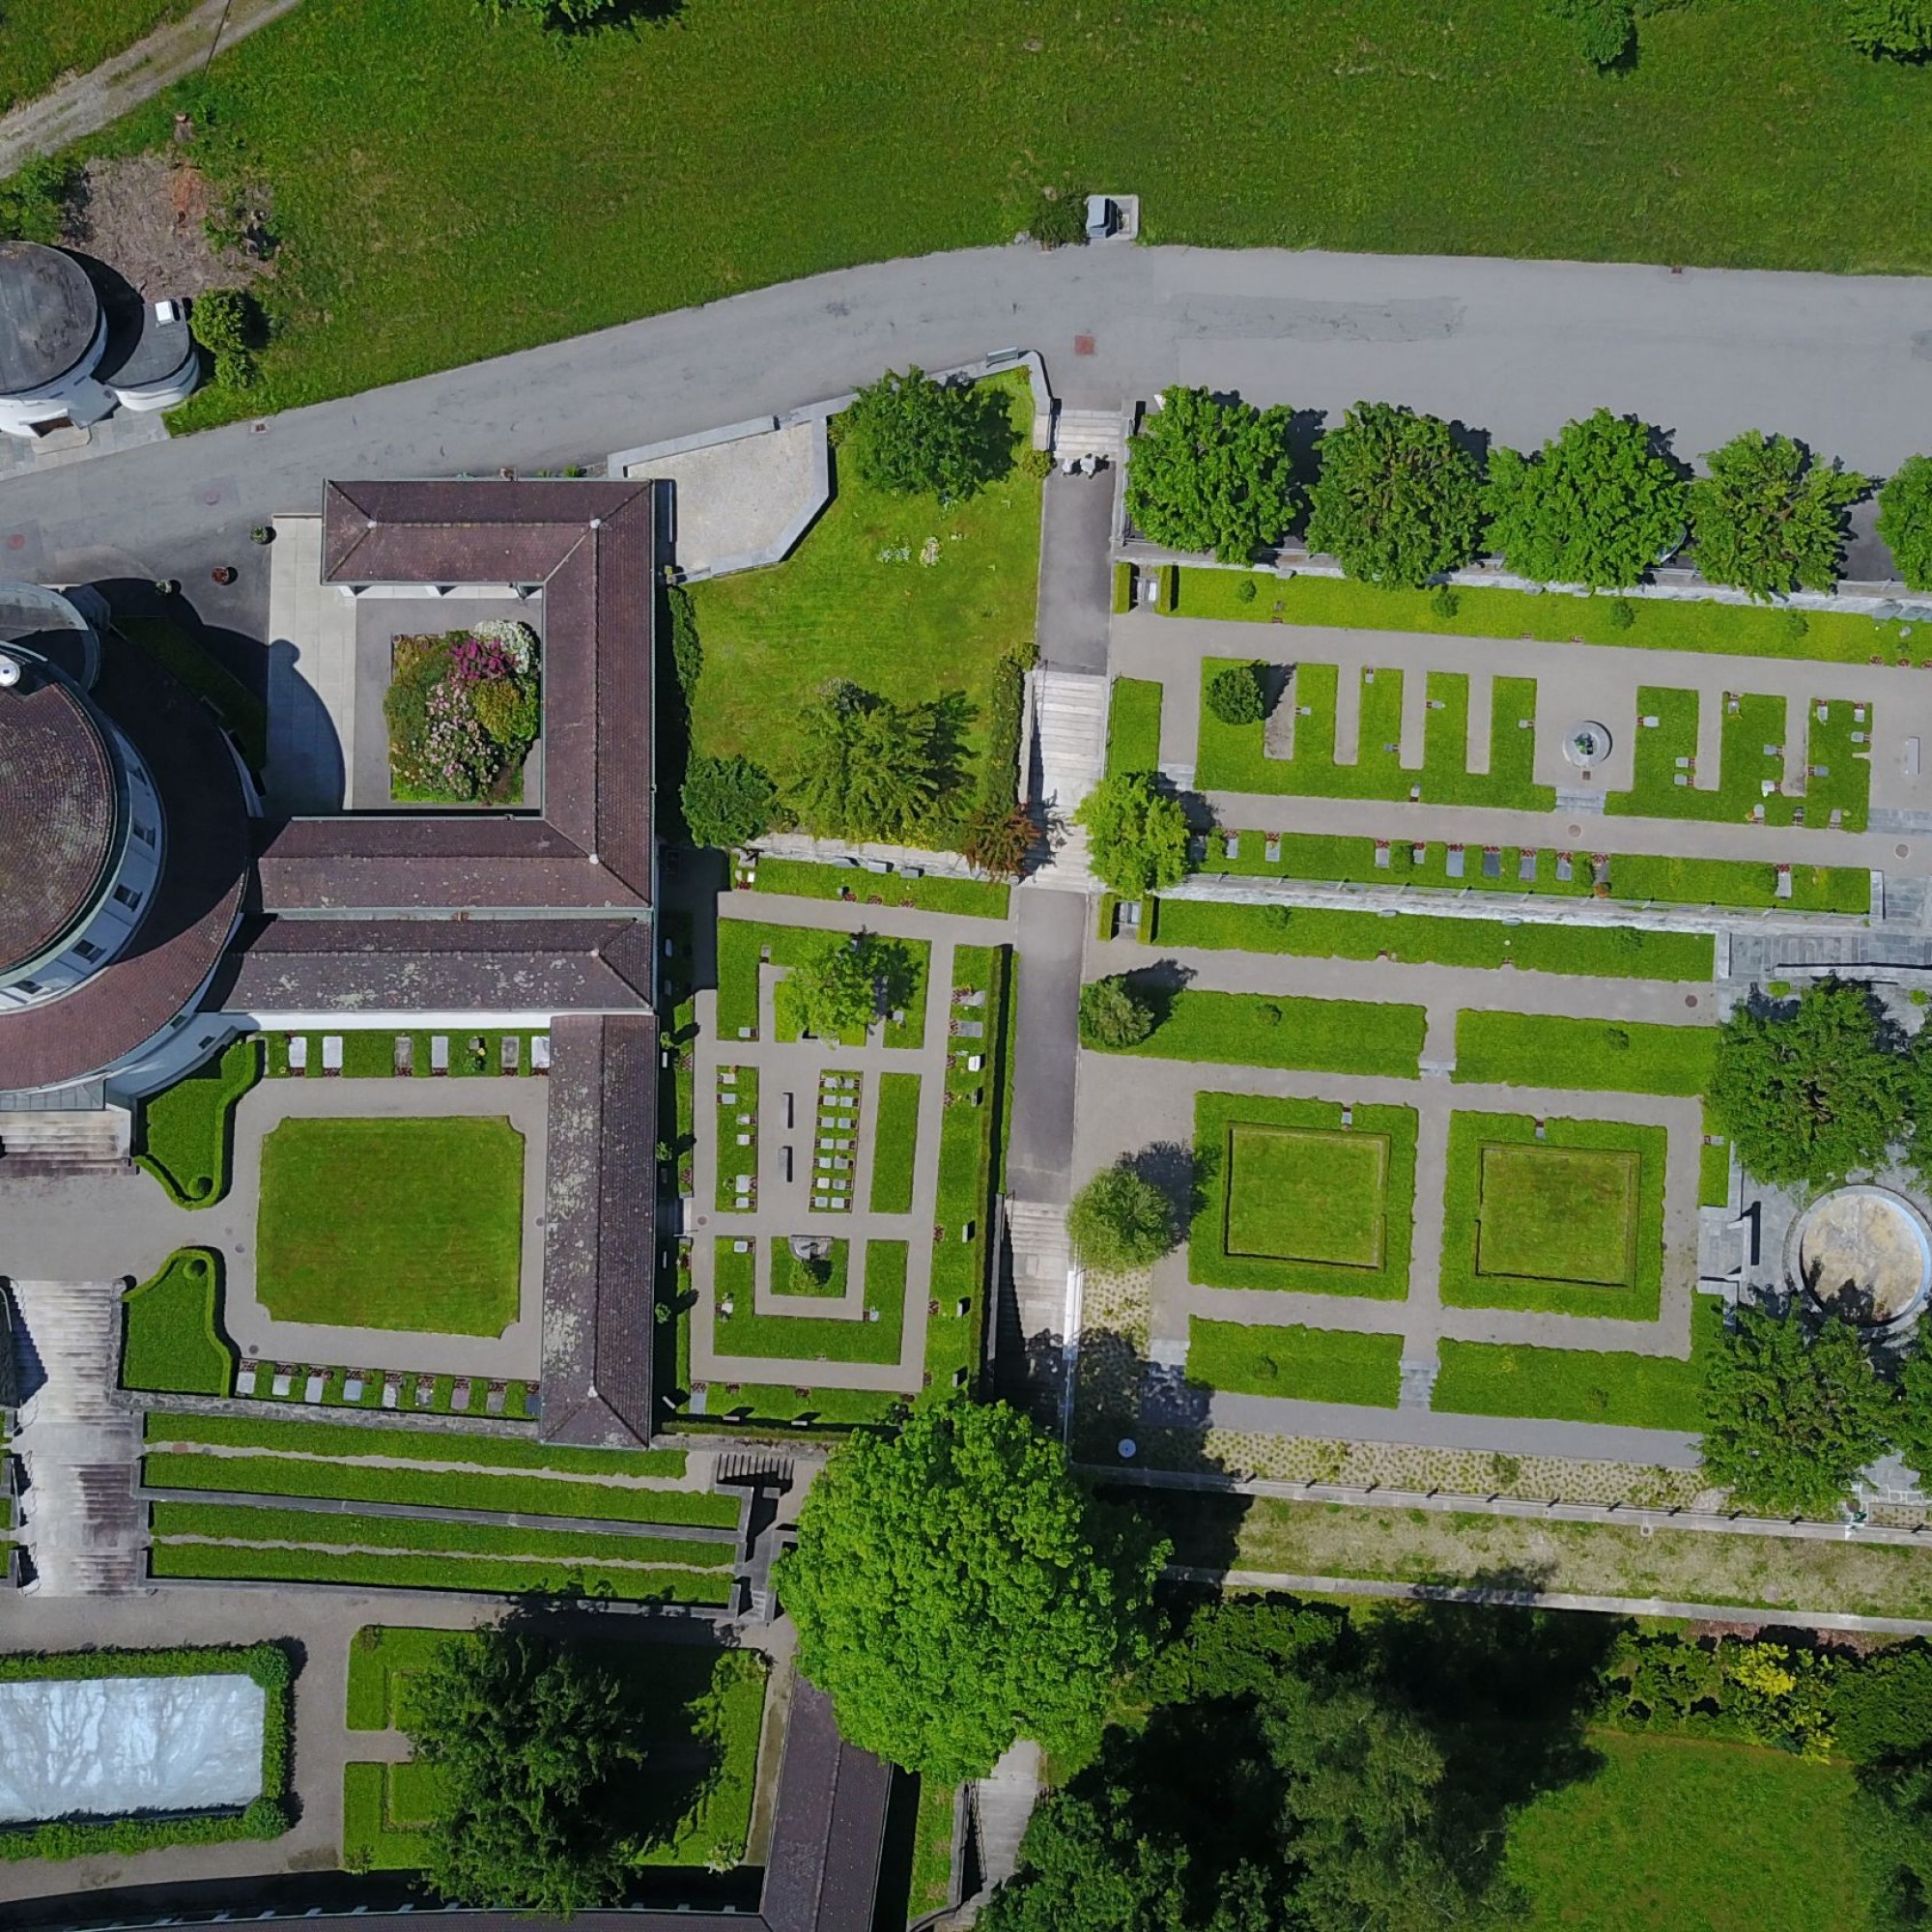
1890 1319 1932 1482
1709 979 1909 1189
841 366 1013 500
680 753 778 849
1689 431 1869 601
1701 1307 1892 1516
1067 1161 1176 1272
786 682 958 842
781 1397 1166 1781
1843 0 1932 56
1304 402 1486 588
407 1629 643 1911
775 932 912 1039
1483 408 1688 591
1878 454 1932 591
1125 387 1298 563
1075 771 1190 897
1078 975 1155 1050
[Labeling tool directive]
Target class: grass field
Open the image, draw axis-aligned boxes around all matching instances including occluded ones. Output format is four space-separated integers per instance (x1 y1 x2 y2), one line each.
1441 1113 1666 1321
120 1250 235 1395
1194 1092 1417 1299
50 0 1932 431
1504 1731 1876 1932
711 1239 907 1366
868 1072 922 1213
743 858 1008 920
1151 900 1714 981
136 1037 261 1208
1432 1295 1723 1434
1104 988 1425 1079
1187 1318 1403 1407
689 371 1038 785
1453 1011 1718 1095
907 1777 958 1921
267 1030 546 1078
0 0 189 113
1106 678 1165 777
255 1116 525 1333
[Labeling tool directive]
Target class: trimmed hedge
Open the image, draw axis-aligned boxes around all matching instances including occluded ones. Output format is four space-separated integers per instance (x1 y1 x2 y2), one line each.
136 1037 262 1208
0 1642 293 1861
121 1249 235 1395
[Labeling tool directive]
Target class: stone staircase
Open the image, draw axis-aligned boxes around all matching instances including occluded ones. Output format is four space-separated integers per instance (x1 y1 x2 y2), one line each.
995 1202 1072 1417
1398 1354 1439 1410
1051 407 1126 466
1030 669 1107 885
966 1741 1041 1906
9 1280 148 1594
0 1106 131 1175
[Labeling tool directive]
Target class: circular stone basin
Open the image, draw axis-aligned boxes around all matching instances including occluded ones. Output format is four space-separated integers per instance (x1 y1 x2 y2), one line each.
1564 721 1612 769
1787 1185 1932 1328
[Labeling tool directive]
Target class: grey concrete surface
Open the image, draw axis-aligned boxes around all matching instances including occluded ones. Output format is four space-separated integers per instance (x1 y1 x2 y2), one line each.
1034 469 1115 674
1006 891 1086 1205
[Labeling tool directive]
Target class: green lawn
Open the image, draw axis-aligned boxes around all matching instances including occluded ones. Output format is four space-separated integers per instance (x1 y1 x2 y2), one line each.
715 1063 759 1213
1225 1125 1389 1268
868 1071 922 1213
1187 1318 1402 1407
1193 1091 1417 1299
1198 827 1869 916
255 1117 525 1334
120 1249 235 1396
689 371 1039 788
1106 677 1165 777
0 0 189 113
743 858 1008 920
136 1037 261 1208
772 1239 849 1298
1173 565 1922 668
711 1238 907 1365
267 1030 546 1078
717 921 930 1047
907 1776 958 1921
1151 899 1713 982
1503 1731 1877 1932
1454 1011 1717 1095
1432 1295 1722 1434
1103 988 1425 1079
1441 1112 1666 1320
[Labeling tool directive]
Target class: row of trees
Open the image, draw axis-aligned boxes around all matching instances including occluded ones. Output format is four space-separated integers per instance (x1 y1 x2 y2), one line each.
1127 388 1932 598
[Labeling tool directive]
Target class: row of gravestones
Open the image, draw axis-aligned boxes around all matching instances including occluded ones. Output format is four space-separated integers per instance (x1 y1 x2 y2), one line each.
231 1361 534 1417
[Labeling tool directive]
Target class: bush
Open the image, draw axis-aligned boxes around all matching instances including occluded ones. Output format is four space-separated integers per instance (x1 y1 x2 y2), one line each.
1844 0 1932 56
1078 976 1155 1050
1030 185 1088 248
1303 401 1486 587
384 629 540 802
666 582 702 696
961 801 1033 879
681 753 778 849
1484 408 1688 590
1879 455 1932 591
1429 584 1460 618
979 646 1030 810
137 1037 261 1208
1206 661 1267 725
842 366 1014 500
1607 597 1635 630
1068 1162 1177 1272
0 157 76 245
189 289 259 389
1125 385 1298 563
1235 576 1258 603
1074 771 1190 898
1690 431 1869 600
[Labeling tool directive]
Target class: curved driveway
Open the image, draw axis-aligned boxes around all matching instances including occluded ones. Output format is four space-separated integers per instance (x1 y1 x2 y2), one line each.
9 242 1932 583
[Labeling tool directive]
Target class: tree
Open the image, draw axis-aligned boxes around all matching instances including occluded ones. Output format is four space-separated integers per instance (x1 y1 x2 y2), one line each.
1689 431 1869 601
1205 661 1268 726
775 932 911 1039
1878 454 1932 591
1483 408 1688 591
1075 771 1189 898
189 288 258 389
1125 386 1298 563
786 682 958 842
1079 975 1155 1050
841 366 1013 499
680 753 778 849
961 800 1034 879
407 1628 643 1911
1067 1162 1176 1272
780 1396 1166 1781
478 0 642 33
1843 0 1932 56
1304 402 1486 587
1701 1306 1892 1516
979 1782 1203 1932
1889 1319 1932 1482
1709 979 1909 1189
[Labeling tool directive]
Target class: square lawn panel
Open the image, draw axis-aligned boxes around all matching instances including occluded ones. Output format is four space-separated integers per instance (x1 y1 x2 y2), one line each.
1440 1112 1666 1321
1476 1145 1638 1288
256 1118 525 1334
1191 1091 1415 1299
1224 1125 1387 1268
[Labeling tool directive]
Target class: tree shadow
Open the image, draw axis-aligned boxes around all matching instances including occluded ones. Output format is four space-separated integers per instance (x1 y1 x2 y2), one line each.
1119 958 1194 1029
540 0 686 37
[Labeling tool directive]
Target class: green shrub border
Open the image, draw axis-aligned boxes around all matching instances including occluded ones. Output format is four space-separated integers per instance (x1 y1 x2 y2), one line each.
134 1037 263 1209
0 1642 294 1861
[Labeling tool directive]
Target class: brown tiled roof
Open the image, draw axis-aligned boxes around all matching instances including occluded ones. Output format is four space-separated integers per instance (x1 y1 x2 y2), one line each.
0 635 249 1092
258 479 655 914
539 1012 658 1449
0 673 118 978
214 916 654 1014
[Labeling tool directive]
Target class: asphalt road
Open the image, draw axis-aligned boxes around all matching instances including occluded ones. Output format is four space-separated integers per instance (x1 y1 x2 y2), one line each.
11 242 1932 596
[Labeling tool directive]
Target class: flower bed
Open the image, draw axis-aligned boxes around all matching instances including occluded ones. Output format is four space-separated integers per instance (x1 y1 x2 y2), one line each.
384 621 540 804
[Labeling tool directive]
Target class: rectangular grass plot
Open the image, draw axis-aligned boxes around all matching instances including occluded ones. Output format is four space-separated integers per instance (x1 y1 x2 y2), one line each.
1475 1143 1639 1288
1223 1125 1389 1268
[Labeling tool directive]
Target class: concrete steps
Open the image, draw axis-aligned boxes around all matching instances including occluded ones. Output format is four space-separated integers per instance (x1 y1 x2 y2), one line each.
1051 407 1126 465
1398 1355 1439 1410
1030 669 1107 884
968 1741 1041 1900
0 1106 130 1174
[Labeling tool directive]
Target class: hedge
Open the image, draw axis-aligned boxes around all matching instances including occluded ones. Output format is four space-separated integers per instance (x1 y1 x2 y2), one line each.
121 1249 235 1395
745 856 1009 920
135 1037 262 1208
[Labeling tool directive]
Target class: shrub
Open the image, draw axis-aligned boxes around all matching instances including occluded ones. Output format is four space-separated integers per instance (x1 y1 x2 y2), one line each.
1879 455 1932 591
1607 597 1635 630
1484 408 1688 590
1235 576 1259 603
1304 401 1486 587
1429 584 1460 618
0 157 76 246
1068 1162 1177 1272
1074 771 1190 898
384 630 539 802
1690 431 1869 600
1078 976 1155 1050
1206 661 1267 725
189 289 259 389
961 801 1033 879
1844 0 1932 57
1125 385 1298 563
842 366 1014 500
1019 446 1054 477
682 753 779 849
1030 185 1088 248
979 647 1030 810
666 583 702 696
122 1249 235 1395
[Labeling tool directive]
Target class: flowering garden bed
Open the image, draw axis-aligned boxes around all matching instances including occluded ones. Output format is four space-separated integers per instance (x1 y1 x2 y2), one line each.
384 622 540 804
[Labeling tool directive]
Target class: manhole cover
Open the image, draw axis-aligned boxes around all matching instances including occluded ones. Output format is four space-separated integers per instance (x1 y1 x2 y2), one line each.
1899 844 1912 859
1685 994 1698 1009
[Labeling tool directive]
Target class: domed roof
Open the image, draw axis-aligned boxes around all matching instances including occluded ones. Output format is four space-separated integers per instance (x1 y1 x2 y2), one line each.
0 242 99 397
0 667 120 979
